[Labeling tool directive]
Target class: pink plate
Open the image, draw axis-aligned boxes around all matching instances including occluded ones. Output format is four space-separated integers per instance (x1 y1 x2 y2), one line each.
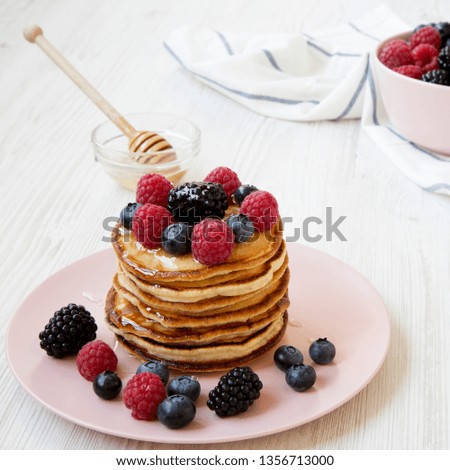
6 243 389 444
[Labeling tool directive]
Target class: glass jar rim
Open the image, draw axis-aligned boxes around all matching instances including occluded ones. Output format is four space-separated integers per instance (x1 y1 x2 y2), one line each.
91 112 201 165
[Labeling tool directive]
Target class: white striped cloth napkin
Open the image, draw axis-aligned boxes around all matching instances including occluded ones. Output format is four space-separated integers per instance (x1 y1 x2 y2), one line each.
164 4 450 196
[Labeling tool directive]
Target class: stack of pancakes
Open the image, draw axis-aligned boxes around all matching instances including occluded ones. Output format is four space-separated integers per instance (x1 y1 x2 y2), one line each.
105 212 289 372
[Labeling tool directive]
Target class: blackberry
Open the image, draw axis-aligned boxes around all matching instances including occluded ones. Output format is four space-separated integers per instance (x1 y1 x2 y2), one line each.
38 304 97 358
167 182 228 224
435 22 450 43
422 69 450 86
438 46 450 71
207 366 263 417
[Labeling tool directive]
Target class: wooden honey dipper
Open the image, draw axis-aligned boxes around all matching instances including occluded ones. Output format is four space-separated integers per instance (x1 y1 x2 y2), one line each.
23 24 173 163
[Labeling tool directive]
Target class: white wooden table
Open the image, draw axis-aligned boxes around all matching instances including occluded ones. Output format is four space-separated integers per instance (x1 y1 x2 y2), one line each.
1 0 449 450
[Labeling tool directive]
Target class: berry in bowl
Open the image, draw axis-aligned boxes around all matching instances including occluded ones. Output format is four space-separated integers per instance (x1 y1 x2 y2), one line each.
373 23 450 155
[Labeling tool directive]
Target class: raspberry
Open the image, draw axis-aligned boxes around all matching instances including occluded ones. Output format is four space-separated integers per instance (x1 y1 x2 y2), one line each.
379 39 413 69
240 190 279 232
76 340 118 381
411 44 439 71
132 203 174 249
410 26 441 50
421 56 439 74
123 372 166 420
136 173 173 207
393 65 423 79
204 167 241 201
191 218 234 266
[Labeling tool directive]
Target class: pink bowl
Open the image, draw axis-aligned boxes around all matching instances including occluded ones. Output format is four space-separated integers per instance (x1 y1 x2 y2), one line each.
373 31 450 155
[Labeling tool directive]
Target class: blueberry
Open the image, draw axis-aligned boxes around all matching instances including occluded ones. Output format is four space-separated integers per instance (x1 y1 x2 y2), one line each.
168 376 201 402
136 360 169 385
226 214 254 243
120 202 141 229
157 395 196 429
285 364 316 392
93 371 122 400
309 338 336 365
233 185 258 206
274 345 303 372
413 23 427 33
162 223 192 255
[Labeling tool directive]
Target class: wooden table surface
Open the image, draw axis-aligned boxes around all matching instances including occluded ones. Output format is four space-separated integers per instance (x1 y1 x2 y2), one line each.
1 0 449 450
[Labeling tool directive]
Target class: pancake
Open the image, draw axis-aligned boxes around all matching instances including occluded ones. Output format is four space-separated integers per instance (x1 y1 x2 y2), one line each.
105 199 290 371
117 243 287 303
112 218 283 282
115 251 288 315
111 269 290 328
106 288 289 345
107 313 288 372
